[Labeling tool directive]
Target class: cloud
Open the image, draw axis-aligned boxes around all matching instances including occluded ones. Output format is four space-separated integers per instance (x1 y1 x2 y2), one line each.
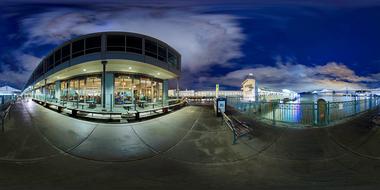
315 62 374 82
20 7 245 72
200 58 379 92
370 72 380 81
0 52 41 87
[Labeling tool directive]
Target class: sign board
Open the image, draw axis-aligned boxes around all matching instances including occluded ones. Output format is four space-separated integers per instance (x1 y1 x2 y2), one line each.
214 97 226 117
218 100 225 113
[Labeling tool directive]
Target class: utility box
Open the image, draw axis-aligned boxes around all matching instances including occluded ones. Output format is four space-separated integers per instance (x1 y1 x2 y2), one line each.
214 97 226 117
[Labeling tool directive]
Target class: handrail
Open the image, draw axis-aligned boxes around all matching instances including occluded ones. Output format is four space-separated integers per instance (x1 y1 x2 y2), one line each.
220 109 238 144
32 98 187 121
1 100 15 132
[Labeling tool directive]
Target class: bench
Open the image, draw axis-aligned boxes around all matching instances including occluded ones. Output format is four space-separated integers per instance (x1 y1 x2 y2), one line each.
221 110 253 144
69 108 122 120
122 110 139 120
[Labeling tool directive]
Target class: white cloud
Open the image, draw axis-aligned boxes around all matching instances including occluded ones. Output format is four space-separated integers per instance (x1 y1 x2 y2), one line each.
200 59 379 92
20 7 245 72
0 52 41 87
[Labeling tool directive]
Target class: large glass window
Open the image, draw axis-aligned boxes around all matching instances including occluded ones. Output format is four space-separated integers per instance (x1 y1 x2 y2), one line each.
107 35 125 51
151 81 163 102
36 64 44 78
126 36 142 54
114 74 163 106
168 50 177 67
60 76 101 104
145 39 157 58
158 44 167 62
60 81 68 101
85 76 101 104
46 83 55 100
140 77 152 102
69 79 80 101
54 49 61 65
72 39 85 58
44 59 51 72
85 36 101 54
61 44 70 63
35 87 43 100
114 75 133 105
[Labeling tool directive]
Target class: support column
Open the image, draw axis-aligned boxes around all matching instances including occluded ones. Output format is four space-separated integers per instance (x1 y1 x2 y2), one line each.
55 80 61 101
44 78 47 103
105 72 114 111
32 85 35 99
101 60 108 110
163 80 169 106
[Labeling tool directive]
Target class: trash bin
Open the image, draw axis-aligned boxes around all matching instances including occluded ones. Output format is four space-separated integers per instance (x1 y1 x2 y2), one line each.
214 97 226 117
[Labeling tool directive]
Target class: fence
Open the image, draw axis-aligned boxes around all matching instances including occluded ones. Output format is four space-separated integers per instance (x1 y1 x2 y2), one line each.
0 95 17 111
227 96 380 127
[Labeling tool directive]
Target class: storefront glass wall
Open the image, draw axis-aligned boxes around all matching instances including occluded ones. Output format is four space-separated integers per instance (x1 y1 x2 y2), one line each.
60 81 68 101
46 83 55 100
59 75 101 104
84 76 101 104
33 73 163 109
114 74 163 105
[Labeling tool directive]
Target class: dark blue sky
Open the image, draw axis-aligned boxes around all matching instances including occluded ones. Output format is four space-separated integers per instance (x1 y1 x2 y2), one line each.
0 0 379 92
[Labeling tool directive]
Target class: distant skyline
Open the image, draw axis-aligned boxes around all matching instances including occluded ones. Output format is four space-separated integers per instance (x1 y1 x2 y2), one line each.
0 0 379 92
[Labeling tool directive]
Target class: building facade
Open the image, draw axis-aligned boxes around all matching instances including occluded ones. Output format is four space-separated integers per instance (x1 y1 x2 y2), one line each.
168 89 242 97
242 73 259 101
23 32 181 111
241 74 298 102
0 86 20 105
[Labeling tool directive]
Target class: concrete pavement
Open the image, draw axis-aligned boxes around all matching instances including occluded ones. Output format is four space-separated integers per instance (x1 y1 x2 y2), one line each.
0 100 380 189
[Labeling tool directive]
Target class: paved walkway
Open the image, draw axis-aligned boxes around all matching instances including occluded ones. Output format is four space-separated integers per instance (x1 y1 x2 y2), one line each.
0 101 380 189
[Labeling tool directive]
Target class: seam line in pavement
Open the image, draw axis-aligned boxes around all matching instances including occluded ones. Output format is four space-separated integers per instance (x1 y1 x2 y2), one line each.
22 101 98 160
328 127 380 160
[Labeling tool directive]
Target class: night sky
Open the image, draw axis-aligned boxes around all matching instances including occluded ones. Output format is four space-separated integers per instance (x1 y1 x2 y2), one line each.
0 0 379 92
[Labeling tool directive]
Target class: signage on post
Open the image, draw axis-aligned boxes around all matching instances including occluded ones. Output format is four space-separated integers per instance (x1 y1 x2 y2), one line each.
214 97 226 117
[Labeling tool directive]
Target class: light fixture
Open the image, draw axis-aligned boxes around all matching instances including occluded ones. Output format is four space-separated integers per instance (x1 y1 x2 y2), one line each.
83 69 87 72
128 67 132 70
157 72 160 75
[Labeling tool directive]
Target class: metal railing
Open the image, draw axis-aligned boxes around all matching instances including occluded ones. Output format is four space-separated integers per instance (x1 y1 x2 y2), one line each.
185 96 215 105
227 96 380 127
31 96 187 121
0 99 15 132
